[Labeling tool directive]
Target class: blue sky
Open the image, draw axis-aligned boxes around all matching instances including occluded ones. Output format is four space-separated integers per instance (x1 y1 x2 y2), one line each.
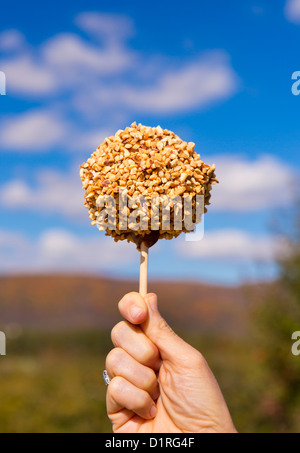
0 0 299 285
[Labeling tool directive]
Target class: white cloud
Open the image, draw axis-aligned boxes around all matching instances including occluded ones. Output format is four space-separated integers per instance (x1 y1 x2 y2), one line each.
38 229 135 269
42 33 135 76
120 53 239 114
0 155 296 219
0 168 85 217
0 110 67 150
0 228 136 274
177 229 287 262
0 226 286 276
0 13 240 154
0 34 134 98
0 110 115 153
68 128 114 152
0 16 136 99
285 0 300 23
66 51 239 121
210 155 296 211
0 107 113 152
1 55 57 96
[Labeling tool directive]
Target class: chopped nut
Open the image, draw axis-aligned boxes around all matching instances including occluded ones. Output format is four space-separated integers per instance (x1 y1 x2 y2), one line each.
80 122 218 247
180 173 188 183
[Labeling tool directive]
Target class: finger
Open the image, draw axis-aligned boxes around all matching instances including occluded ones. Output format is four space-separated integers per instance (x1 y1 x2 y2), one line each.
106 347 160 401
107 376 157 421
118 292 148 325
142 293 200 365
111 320 161 370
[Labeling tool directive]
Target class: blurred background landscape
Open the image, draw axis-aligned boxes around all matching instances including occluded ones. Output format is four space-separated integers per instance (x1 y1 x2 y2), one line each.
0 0 300 433
0 243 300 433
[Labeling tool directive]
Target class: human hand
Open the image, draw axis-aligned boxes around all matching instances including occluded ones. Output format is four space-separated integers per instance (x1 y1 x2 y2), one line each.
105 292 237 433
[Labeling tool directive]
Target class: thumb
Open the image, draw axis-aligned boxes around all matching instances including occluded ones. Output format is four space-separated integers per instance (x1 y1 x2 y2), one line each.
141 293 193 364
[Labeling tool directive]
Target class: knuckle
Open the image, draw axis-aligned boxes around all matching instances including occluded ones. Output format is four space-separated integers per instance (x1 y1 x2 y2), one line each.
153 317 177 345
108 376 124 395
111 321 126 344
157 317 174 334
140 343 158 364
106 347 124 371
118 292 139 310
144 370 157 390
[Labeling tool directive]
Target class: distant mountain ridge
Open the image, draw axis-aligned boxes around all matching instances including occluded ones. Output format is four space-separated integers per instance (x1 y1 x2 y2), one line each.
0 275 263 335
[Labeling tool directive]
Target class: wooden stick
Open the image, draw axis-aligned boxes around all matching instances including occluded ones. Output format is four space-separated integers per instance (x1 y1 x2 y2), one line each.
139 242 149 297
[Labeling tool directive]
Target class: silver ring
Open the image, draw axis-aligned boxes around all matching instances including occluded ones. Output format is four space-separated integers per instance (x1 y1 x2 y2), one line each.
103 369 111 386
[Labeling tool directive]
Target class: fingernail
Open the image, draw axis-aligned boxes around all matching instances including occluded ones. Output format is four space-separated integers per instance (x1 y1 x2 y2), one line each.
149 404 157 418
130 306 143 320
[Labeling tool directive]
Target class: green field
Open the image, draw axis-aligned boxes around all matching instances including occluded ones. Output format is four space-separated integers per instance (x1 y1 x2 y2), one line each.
0 330 113 433
0 328 296 433
1 238 300 433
